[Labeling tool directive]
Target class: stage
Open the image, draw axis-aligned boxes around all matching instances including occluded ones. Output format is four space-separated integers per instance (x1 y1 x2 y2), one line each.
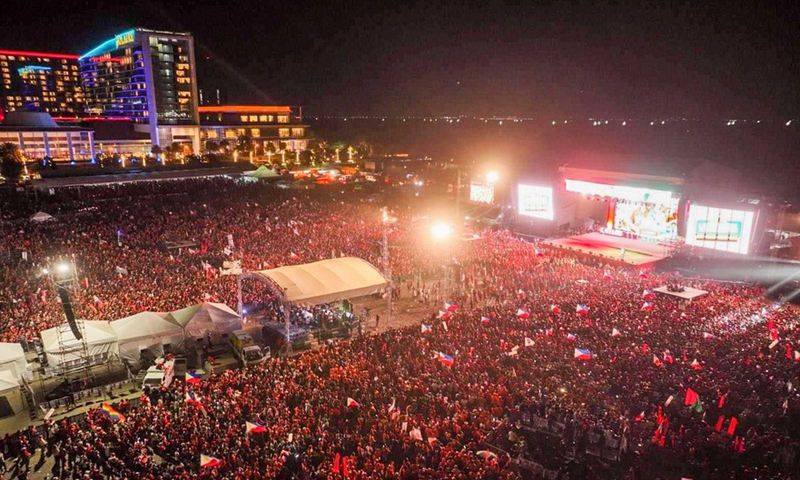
543 232 671 267
653 285 709 301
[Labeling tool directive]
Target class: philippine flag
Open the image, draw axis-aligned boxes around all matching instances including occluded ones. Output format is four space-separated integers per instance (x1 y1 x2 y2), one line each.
794 351 800 362
245 421 267 434
603 270 613 280
346 397 360 408
690 359 702 370
643 289 655 299
445 302 459 311
185 392 202 407
421 324 432 334
702 332 716 339
635 411 646 422
641 302 654 312
516 309 530 319
517 289 526 299
288 252 300 260
639 271 649 279
566 333 577 341
185 372 202 384
611 328 621 337
200 454 221 468
550 305 562 314
436 352 455 366
576 304 589 315
535 249 545 257
437 310 451 319
480 316 491 324
574 348 593 360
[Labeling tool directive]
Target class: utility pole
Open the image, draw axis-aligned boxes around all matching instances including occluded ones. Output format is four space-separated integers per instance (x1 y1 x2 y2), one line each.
382 207 393 331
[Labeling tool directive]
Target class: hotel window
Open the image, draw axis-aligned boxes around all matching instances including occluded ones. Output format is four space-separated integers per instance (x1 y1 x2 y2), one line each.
278 128 290 138
258 115 268 122
277 115 289 123
249 115 258 122
250 128 260 137
291 128 304 137
240 115 248 123
236 128 246 136
206 130 218 139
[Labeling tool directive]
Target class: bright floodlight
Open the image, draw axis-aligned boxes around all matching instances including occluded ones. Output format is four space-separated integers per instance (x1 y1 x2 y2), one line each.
431 222 452 241
486 170 499 183
41 268 49 275
56 263 70 274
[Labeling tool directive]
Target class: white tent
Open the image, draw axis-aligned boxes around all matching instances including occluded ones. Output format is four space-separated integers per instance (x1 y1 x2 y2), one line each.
249 256 389 304
30 211 54 222
167 302 241 340
110 312 185 364
0 370 23 418
0 370 19 396
0 343 29 381
40 321 119 371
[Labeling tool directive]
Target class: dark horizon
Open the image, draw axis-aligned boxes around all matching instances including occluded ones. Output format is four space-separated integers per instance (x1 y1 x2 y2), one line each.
2 1 799 118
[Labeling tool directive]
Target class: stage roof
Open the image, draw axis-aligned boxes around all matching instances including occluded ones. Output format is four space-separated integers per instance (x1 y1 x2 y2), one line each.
250 257 388 305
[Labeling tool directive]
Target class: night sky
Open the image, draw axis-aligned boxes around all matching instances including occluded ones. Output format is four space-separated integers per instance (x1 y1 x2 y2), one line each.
2 0 798 118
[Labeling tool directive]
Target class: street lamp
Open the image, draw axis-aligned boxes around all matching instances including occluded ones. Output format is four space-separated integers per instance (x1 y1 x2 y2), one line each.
431 222 452 241
431 222 454 301
486 170 499 183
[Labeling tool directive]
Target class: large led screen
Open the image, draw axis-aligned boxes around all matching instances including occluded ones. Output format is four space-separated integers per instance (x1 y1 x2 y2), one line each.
565 179 675 205
685 205 754 254
518 185 554 220
470 182 495 204
613 202 678 239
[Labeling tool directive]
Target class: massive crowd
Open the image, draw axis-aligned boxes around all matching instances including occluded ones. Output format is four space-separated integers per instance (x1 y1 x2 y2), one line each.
0 178 799 479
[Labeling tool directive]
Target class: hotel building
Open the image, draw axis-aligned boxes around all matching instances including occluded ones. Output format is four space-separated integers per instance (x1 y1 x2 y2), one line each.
199 105 309 154
0 50 85 117
78 28 201 151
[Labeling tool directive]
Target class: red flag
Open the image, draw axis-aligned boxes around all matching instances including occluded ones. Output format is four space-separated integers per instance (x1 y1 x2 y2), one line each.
642 343 649 355
718 395 726 409
653 355 663 367
727 417 738 436
682 349 688 362
787 344 793 360
715 415 725 432
342 456 349 479
635 411 646 422
332 453 340 474
684 388 700 406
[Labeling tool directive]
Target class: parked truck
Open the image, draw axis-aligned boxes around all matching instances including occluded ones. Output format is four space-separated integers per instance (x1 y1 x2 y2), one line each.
230 330 269 366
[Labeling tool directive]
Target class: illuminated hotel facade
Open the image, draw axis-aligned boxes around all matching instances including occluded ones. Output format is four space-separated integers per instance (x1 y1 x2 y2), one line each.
199 105 309 153
0 50 85 117
79 28 201 152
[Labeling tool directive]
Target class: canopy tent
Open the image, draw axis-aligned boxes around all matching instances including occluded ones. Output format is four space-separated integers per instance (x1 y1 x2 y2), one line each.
166 302 242 340
40 321 119 370
248 257 389 305
0 343 29 381
0 370 19 396
0 370 23 418
110 312 185 364
243 165 281 179
30 211 54 222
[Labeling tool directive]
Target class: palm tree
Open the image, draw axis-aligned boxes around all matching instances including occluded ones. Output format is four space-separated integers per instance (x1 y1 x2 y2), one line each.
0 142 24 184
